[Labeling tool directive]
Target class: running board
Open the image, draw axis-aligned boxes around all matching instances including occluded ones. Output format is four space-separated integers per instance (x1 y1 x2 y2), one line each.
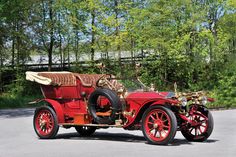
59 123 123 128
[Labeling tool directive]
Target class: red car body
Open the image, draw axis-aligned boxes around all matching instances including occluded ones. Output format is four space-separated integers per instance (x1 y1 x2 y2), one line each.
26 71 214 145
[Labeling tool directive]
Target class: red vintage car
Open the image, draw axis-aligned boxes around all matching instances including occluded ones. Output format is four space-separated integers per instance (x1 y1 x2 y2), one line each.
26 71 214 145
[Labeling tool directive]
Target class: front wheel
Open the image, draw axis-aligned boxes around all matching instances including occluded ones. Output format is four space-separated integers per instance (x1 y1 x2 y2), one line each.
181 107 214 142
33 106 59 139
75 126 96 136
141 106 177 145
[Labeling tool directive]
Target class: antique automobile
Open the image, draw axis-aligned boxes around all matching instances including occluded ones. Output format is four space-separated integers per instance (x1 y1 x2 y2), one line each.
26 71 214 145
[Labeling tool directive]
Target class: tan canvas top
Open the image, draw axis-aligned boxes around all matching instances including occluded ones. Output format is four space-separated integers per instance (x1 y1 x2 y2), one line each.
26 71 105 87
26 71 77 86
73 73 104 87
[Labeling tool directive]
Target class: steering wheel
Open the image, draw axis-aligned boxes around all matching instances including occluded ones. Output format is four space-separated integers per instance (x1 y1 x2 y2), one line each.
96 74 113 89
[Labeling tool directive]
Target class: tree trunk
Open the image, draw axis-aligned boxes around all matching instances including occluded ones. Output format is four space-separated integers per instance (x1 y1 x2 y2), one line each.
16 35 20 66
11 38 15 68
75 30 79 63
0 40 2 93
58 13 63 70
114 0 122 70
91 11 95 62
141 49 144 59
67 37 70 69
59 34 63 70
233 38 236 54
0 39 3 68
105 41 109 60
130 36 135 66
16 22 20 66
48 0 54 71
0 67 2 93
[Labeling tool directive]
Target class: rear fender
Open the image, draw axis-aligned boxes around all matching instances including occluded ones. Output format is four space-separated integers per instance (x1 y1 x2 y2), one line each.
39 99 64 123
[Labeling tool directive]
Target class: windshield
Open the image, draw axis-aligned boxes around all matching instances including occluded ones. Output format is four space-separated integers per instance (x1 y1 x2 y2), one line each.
97 75 151 92
118 78 150 92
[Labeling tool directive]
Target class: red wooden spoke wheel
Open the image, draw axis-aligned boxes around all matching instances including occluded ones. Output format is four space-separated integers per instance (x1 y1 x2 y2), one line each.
33 106 59 139
142 106 177 145
181 107 213 142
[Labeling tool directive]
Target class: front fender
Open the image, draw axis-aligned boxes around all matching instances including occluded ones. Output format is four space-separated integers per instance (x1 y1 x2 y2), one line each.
149 98 179 106
123 98 178 129
37 99 64 123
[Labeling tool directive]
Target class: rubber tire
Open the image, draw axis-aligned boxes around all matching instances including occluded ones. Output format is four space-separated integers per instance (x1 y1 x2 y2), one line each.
75 126 96 136
33 106 59 139
88 88 121 124
181 108 214 142
141 106 177 145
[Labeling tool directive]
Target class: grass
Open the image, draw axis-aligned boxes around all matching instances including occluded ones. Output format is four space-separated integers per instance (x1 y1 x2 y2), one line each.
0 94 43 109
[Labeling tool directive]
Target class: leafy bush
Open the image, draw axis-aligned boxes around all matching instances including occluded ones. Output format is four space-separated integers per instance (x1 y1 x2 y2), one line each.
209 56 236 108
4 71 41 97
0 70 42 109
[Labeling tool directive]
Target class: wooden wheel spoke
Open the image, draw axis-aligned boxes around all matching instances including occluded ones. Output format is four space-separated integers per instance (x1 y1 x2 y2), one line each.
200 120 206 123
48 123 52 128
196 116 201 121
160 113 164 120
154 129 158 137
148 127 154 132
148 121 154 125
195 128 198 136
150 115 156 121
162 124 170 129
159 130 162 138
198 126 203 134
162 119 168 122
162 129 168 134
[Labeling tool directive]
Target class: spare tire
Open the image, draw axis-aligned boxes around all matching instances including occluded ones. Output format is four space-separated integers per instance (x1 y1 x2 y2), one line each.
88 88 121 124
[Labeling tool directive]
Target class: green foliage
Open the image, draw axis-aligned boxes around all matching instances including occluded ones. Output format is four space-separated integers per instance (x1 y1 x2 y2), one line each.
4 72 40 97
0 70 42 109
209 56 236 108
0 94 42 109
0 0 236 109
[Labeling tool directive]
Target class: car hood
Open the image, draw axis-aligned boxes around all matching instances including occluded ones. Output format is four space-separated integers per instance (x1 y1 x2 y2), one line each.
125 91 175 100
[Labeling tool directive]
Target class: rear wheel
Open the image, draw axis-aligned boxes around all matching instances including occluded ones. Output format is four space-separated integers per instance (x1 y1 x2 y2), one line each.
33 106 59 139
75 126 96 136
141 106 177 145
181 107 213 142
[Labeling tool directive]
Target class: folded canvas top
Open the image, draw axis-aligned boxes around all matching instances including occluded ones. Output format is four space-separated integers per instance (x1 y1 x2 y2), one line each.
26 71 107 87
26 71 76 86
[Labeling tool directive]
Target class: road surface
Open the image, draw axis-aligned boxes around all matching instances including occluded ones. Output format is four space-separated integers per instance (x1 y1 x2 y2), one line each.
0 108 235 157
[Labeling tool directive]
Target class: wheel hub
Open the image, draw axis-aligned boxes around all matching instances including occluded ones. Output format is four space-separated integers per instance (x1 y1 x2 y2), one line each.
38 113 52 131
153 120 162 130
153 123 158 129
41 120 47 126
